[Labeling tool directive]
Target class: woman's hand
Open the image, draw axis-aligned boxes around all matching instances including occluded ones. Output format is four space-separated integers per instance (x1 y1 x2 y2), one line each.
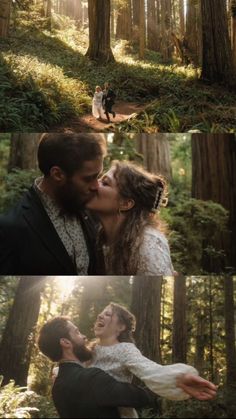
176 374 217 400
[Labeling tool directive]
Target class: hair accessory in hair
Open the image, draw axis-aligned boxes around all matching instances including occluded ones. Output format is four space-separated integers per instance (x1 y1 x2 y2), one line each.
152 185 168 213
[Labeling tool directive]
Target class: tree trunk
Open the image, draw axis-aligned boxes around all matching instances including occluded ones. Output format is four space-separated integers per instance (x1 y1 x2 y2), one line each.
156 0 161 51
172 276 187 363
0 277 46 386
139 0 145 59
208 277 214 381
116 0 132 40
224 276 236 418
131 277 162 362
79 277 110 340
231 0 236 70
74 0 82 22
135 134 172 181
8 133 41 171
0 0 11 37
185 0 201 65
194 310 207 374
110 0 115 38
201 0 235 86
86 0 114 63
132 0 140 26
191 134 236 272
45 0 52 17
147 0 157 51
179 0 185 37
160 0 172 61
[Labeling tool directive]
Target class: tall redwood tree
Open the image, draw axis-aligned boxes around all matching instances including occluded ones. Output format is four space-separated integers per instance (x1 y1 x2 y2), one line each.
86 0 114 63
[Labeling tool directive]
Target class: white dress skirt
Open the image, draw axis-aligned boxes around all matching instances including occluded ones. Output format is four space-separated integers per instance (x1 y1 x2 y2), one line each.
92 91 104 118
91 343 199 418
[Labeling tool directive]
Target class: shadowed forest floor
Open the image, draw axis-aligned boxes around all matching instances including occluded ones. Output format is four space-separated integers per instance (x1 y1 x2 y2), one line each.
0 13 236 133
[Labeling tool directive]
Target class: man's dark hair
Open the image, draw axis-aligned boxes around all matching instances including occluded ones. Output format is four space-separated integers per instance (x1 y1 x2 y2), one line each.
38 133 107 176
38 316 71 362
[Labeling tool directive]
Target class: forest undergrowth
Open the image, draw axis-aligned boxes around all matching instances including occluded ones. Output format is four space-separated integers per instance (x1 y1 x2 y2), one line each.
0 11 236 132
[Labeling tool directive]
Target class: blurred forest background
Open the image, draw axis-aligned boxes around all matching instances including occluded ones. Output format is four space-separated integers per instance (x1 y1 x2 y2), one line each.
0 132 235 275
0 275 235 418
0 0 236 132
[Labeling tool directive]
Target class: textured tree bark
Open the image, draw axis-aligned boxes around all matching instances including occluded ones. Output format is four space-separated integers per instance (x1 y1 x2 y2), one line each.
191 134 236 272
179 0 185 37
8 133 41 171
194 310 207 374
116 0 132 40
147 0 157 51
0 0 11 37
131 277 162 362
0 277 46 386
172 276 187 363
139 0 145 59
135 134 172 181
224 276 236 418
78 277 109 339
185 0 201 65
231 0 236 70
201 0 234 85
160 0 172 61
86 0 114 63
132 0 140 26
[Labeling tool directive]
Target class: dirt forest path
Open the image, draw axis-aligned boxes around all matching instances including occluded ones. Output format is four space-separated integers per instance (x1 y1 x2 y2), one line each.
52 101 147 132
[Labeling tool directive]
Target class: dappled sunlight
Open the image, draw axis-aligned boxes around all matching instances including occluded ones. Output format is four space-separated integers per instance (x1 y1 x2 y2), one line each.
1 13 236 132
2 51 91 128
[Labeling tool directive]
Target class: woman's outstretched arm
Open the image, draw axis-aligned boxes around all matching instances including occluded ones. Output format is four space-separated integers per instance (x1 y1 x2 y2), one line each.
120 343 217 401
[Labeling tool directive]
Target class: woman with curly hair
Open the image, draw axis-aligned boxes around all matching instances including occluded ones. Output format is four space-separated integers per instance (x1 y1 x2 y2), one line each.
90 302 217 418
86 160 173 275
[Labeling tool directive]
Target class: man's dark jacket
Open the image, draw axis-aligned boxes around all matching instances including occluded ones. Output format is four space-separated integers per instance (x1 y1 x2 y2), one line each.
0 187 100 275
52 362 156 419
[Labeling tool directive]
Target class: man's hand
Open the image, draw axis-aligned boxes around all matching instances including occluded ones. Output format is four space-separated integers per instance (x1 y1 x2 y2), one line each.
176 374 217 400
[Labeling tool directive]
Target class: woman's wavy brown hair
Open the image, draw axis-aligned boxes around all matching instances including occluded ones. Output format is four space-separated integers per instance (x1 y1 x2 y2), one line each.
98 160 168 274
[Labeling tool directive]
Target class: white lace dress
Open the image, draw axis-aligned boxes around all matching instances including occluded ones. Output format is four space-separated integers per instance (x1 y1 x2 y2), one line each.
103 226 174 275
91 342 198 418
92 91 104 118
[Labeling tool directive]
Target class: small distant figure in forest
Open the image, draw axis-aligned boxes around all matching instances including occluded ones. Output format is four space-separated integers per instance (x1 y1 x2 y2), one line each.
92 86 104 121
102 82 116 123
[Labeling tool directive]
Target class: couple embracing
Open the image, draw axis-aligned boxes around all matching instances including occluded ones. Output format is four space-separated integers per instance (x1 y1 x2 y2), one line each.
92 82 116 123
0 133 173 276
38 302 217 418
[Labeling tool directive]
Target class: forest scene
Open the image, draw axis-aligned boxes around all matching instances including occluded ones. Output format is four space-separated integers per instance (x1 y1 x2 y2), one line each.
0 132 235 275
0 275 235 418
0 0 236 132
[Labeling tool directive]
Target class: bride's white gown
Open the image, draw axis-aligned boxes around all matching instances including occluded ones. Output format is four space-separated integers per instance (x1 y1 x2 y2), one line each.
91 342 198 418
92 91 104 118
103 226 174 275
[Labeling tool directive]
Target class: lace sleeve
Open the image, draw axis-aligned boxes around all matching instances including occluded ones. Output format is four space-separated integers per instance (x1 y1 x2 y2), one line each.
120 343 199 401
137 229 174 276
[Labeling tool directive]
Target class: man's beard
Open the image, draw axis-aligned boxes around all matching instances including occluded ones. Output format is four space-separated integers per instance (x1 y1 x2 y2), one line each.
72 342 93 362
54 180 85 216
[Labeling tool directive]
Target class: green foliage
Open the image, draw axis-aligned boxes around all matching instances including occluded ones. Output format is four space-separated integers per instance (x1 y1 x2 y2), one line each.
0 169 39 213
0 136 10 176
167 199 229 274
1 9 235 131
105 133 142 169
0 277 18 338
0 378 57 418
